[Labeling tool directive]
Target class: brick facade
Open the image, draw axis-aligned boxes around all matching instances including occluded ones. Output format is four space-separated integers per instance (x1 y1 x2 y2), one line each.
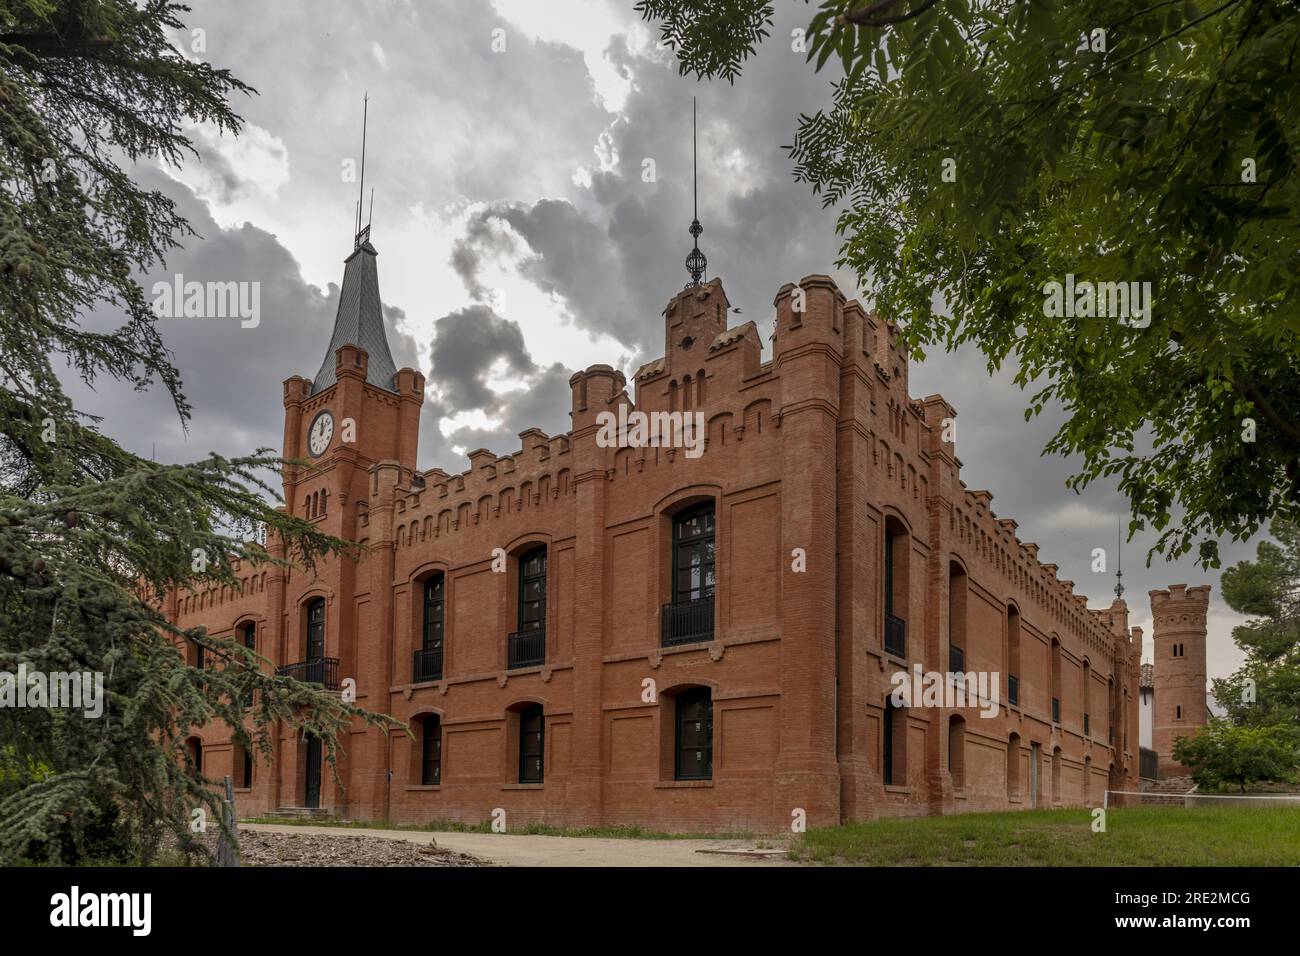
167 243 1208 831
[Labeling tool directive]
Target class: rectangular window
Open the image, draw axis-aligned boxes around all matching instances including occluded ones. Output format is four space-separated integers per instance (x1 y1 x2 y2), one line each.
306 599 325 659
241 747 253 789
675 688 713 781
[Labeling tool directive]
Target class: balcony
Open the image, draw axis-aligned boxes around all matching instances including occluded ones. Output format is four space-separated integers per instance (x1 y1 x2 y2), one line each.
413 646 444 683
948 644 965 675
884 613 906 658
277 657 339 690
661 595 714 647
507 627 546 669
1051 697 1060 723
1007 674 1019 706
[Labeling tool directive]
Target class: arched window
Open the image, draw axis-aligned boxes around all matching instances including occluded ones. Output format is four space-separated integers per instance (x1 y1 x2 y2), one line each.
1007 732 1021 797
415 574 445 681
1051 746 1062 805
663 503 715 646
883 694 907 786
508 549 547 669
518 704 544 783
422 715 442 786
1082 659 1092 737
948 715 966 789
1006 605 1021 705
948 561 967 673
1050 638 1062 723
242 621 256 651
306 598 325 660
674 687 713 781
883 518 908 657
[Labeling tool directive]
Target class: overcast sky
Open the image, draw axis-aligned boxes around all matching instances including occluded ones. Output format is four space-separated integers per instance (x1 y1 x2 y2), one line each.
65 0 1268 682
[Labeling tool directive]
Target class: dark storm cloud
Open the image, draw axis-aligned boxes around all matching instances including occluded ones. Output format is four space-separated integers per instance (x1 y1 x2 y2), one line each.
62 166 424 467
427 304 537 409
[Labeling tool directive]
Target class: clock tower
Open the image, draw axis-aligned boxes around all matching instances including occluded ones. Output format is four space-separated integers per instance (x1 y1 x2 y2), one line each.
276 236 424 810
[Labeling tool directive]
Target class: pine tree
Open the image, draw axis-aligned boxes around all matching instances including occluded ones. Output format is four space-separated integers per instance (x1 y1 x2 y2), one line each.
0 1 398 864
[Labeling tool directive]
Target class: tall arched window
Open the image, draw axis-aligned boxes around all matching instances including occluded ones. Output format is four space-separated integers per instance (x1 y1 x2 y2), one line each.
508 549 547 669
416 574 445 681
883 519 908 657
948 715 966 789
1007 732 1021 797
1051 746 1062 805
1006 604 1021 706
306 598 325 660
518 704 544 783
1082 659 1092 737
883 695 907 786
675 687 713 781
1050 638 1062 723
948 561 967 673
422 715 442 786
663 503 715 646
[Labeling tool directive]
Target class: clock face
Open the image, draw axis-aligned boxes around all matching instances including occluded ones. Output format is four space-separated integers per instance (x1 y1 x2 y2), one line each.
307 410 334 458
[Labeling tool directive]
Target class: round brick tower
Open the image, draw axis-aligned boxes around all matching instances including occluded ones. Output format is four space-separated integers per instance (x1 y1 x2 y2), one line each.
1149 584 1210 777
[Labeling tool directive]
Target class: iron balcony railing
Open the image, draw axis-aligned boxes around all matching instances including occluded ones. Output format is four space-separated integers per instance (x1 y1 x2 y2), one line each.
277 657 339 690
413 646 444 683
948 644 965 674
1007 674 1019 706
507 627 546 669
661 595 714 647
884 613 906 658
1051 697 1061 723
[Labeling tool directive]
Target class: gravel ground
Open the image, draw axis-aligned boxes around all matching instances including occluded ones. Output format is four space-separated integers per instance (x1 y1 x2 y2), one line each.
184 828 490 867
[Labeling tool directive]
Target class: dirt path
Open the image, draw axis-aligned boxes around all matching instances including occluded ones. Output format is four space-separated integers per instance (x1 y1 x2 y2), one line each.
241 823 798 867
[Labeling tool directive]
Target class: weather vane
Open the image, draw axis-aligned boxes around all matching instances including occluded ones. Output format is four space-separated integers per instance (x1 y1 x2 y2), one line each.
1114 515 1125 600
685 96 707 287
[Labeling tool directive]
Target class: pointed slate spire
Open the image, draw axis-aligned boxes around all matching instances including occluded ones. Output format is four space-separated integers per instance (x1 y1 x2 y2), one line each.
310 241 399 395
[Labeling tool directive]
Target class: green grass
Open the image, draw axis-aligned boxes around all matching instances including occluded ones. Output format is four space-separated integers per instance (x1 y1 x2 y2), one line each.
243 816 753 841
789 806 1300 866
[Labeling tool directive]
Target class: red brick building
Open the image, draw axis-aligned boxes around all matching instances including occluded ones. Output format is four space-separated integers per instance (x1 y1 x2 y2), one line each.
167 238 1198 831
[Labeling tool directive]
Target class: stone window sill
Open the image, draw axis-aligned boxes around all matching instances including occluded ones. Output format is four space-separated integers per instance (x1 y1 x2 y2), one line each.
884 785 912 795
655 780 714 789
405 785 440 792
501 783 544 791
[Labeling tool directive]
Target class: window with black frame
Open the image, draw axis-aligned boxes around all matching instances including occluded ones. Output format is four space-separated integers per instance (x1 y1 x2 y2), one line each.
417 574 445 681
673 505 715 604
675 688 713 780
306 598 325 658
518 549 546 631
518 705 544 783
241 746 253 789
422 715 442 785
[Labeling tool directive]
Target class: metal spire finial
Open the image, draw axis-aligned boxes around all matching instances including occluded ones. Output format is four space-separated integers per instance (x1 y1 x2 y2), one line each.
685 96 707 287
1114 515 1125 600
354 92 371 249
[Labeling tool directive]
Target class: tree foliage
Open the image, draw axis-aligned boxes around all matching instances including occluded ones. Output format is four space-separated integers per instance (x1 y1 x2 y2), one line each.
1171 718 1297 791
0 1 399 864
636 0 1300 566
1213 518 1300 728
